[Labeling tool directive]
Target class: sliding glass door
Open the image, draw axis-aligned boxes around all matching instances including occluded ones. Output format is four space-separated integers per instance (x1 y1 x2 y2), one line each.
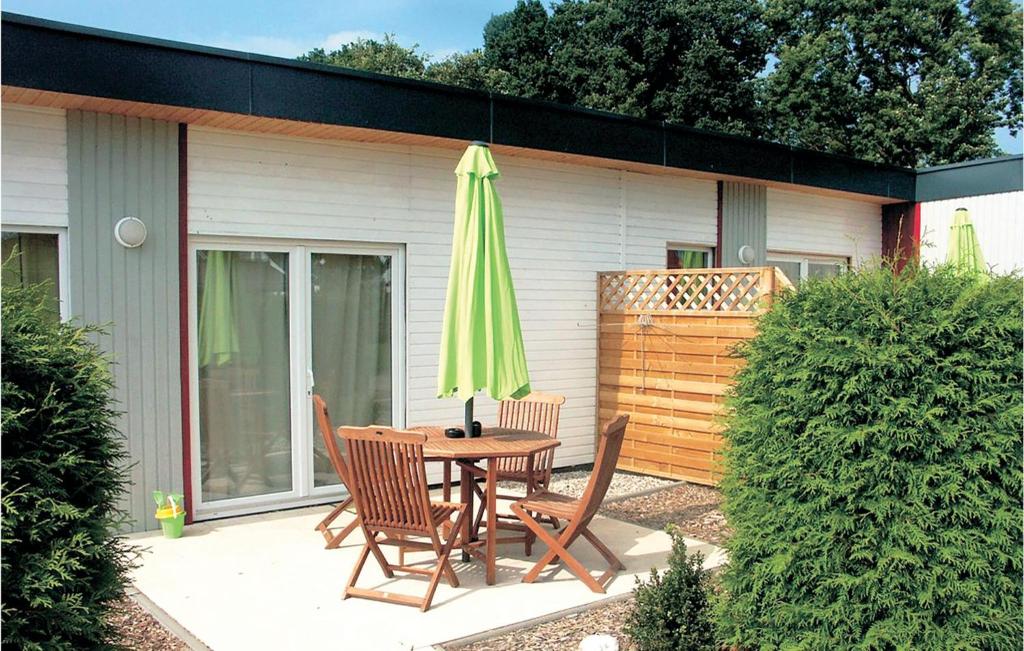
190 240 403 518
309 251 394 489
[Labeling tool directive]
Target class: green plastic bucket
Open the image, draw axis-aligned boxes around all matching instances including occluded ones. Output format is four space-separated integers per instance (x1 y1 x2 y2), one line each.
156 508 185 538
153 491 186 539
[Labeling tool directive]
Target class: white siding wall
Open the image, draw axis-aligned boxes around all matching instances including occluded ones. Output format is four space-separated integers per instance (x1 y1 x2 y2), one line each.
767 188 882 265
919 191 1023 274
187 127 719 466
1 105 68 227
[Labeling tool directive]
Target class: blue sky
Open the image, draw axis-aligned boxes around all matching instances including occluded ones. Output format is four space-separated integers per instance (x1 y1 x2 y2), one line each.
5 0 1020 153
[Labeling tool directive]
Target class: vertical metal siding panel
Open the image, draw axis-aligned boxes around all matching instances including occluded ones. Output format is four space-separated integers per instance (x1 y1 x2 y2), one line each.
67 111 182 532
721 182 767 266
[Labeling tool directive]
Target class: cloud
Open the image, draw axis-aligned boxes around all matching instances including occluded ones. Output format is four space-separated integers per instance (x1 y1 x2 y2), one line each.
427 47 459 62
208 30 387 59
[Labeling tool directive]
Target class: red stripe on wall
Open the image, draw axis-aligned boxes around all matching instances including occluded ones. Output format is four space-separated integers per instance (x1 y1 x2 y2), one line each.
715 181 723 266
177 123 193 524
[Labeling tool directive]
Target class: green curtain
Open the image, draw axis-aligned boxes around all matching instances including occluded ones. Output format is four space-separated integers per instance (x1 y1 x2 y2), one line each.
2 232 61 319
311 254 392 487
196 250 292 501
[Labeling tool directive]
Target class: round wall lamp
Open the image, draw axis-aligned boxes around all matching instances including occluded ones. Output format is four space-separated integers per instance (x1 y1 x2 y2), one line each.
737 244 755 265
114 216 147 248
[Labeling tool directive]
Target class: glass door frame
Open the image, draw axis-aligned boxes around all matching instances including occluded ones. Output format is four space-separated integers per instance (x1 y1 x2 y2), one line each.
187 236 406 520
304 241 406 499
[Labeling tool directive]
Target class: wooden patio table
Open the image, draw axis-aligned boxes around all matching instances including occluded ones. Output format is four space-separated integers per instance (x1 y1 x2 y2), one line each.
412 426 560 586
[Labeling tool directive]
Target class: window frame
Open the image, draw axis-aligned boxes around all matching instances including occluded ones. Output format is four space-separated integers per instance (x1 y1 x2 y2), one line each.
1 225 70 320
666 243 715 269
766 251 849 285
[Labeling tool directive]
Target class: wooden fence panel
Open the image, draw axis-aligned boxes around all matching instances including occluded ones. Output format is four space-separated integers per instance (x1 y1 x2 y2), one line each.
597 267 783 485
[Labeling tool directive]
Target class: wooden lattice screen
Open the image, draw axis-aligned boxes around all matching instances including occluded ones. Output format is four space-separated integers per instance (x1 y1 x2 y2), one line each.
597 266 785 485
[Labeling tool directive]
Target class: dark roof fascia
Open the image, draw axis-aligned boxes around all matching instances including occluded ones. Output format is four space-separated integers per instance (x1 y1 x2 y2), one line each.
915 155 1023 202
1 11 917 200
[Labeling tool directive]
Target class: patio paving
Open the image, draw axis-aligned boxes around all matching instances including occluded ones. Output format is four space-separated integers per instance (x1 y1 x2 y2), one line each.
128 498 725 650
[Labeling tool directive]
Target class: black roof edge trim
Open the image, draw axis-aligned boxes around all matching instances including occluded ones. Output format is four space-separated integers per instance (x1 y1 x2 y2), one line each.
915 155 1022 202
2 11 920 200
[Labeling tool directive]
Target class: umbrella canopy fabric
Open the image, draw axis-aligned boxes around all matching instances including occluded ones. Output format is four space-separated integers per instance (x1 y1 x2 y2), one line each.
437 144 530 402
946 208 987 277
197 250 240 368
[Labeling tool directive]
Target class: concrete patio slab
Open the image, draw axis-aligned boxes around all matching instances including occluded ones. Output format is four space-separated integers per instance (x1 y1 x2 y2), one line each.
128 503 725 651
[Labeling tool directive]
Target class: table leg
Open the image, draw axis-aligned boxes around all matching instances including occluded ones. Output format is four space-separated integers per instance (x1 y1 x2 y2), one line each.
525 453 536 556
486 458 498 585
442 461 453 537
460 462 473 563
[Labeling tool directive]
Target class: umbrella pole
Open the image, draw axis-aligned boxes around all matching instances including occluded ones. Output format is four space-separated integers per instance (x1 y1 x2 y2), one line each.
462 395 475 562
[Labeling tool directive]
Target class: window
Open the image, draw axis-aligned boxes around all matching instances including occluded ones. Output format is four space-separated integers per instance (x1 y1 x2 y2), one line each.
767 252 848 287
667 245 714 269
1 228 68 320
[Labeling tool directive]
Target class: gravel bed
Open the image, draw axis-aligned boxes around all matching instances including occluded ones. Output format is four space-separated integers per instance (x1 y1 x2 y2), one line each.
601 481 730 544
450 481 729 650
499 469 676 500
107 596 190 650
443 597 637 651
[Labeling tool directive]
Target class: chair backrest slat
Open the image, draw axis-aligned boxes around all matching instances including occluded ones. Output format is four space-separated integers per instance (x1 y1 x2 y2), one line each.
577 414 630 526
312 395 350 488
339 426 433 533
497 392 566 476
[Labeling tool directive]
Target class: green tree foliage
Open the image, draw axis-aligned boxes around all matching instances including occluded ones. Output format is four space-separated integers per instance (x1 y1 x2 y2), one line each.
625 527 717 651
762 0 1023 167
300 34 428 79
716 265 1023 649
1 271 131 650
481 0 769 133
482 0 556 98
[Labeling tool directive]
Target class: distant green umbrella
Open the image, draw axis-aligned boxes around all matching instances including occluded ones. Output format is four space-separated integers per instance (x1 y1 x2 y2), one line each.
197 250 240 367
946 207 988 278
437 142 530 431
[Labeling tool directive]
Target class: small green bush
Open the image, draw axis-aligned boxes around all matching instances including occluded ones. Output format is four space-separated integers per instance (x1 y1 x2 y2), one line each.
1 273 131 650
626 526 717 651
716 264 1023 649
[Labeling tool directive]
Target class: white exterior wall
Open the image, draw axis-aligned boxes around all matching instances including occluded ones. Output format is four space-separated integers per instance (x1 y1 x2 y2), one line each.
187 127 720 466
1 105 69 227
188 127 883 467
919 191 1023 274
767 187 882 265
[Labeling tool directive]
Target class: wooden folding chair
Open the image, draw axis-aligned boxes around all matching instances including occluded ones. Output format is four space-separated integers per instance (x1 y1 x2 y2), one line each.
339 426 468 611
457 392 565 551
510 414 630 593
312 395 361 549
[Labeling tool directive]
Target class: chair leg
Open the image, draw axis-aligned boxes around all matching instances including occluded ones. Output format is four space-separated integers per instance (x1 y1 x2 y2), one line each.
315 496 353 543
343 543 372 600
363 529 394 578
511 505 609 594
325 517 361 550
420 508 468 611
582 527 625 571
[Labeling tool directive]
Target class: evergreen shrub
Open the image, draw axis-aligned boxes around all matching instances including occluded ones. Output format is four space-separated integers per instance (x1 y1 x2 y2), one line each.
1 273 131 650
715 264 1023 649
626 526 716 651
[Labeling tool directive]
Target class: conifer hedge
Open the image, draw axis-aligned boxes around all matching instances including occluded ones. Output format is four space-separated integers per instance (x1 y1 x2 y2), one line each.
716 265 1023 649
1 275 131 650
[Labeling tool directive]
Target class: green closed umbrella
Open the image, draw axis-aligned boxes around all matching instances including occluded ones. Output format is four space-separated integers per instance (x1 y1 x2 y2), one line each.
197 250 240 367
946 207 987 278
437 142 531 433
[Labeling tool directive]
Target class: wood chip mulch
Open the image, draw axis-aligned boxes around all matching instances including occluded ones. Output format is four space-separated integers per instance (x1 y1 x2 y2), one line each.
107 596 190 650
446 482 729 650
443 597 637 651
601 482 731 544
